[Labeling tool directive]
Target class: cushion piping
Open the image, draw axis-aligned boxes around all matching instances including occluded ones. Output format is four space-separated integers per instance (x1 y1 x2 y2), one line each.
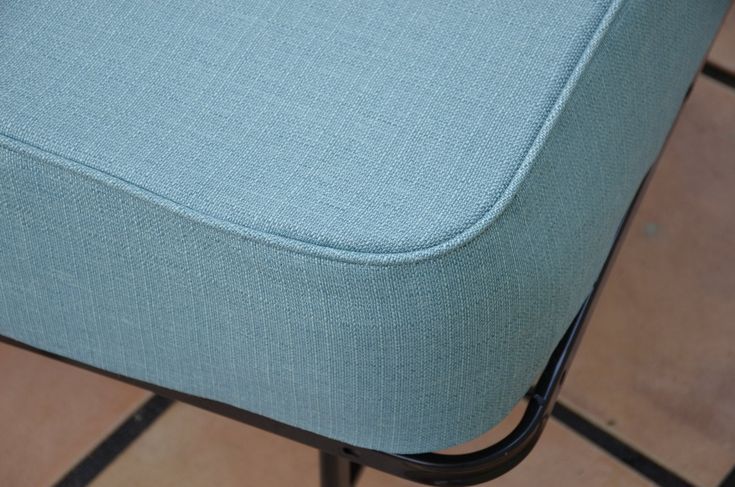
0 0 626 266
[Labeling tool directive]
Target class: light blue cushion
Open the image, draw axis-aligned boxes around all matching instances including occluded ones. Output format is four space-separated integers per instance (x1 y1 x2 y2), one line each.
0 0 728 452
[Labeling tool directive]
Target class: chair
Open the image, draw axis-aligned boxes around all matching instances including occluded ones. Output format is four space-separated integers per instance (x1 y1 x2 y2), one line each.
1 1 730 484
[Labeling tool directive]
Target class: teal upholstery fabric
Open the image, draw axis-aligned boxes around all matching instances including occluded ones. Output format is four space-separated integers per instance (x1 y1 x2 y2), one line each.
0 0 728 452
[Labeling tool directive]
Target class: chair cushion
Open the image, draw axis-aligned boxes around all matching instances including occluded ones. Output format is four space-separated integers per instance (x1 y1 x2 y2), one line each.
0 0 728 452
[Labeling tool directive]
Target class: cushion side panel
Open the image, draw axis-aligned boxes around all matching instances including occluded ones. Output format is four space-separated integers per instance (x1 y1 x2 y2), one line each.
2 141 521 452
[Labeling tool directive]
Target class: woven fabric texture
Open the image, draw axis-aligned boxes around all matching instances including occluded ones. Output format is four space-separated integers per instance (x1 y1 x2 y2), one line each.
0 0 728 452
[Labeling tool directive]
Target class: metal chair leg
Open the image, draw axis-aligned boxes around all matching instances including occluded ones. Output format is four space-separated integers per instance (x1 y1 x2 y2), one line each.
320 451 362 487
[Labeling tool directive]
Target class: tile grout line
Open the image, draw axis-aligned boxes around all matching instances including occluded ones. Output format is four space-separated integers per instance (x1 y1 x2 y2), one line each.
703 62 735 89
552 401 695 487
53 395 173 487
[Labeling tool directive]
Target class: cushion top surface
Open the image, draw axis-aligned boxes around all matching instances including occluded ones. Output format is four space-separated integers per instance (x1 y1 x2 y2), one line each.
0 0 611 256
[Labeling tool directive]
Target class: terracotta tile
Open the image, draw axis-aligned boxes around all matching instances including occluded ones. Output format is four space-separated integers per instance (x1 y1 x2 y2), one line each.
90 402 320 487
709 4 735 75
561 75 735 487
0 343 150 487
93 401 648 487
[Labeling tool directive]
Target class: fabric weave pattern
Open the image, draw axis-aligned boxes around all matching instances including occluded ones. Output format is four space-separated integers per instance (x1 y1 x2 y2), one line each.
0 0 729 452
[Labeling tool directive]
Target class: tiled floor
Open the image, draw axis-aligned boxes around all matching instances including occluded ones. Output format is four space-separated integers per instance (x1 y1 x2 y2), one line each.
87 402 652 487
561 75 735 487
0 344 149 487
1 12 734 487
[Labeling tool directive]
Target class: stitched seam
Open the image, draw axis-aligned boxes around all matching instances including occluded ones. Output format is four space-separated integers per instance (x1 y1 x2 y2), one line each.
0 0 626 266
